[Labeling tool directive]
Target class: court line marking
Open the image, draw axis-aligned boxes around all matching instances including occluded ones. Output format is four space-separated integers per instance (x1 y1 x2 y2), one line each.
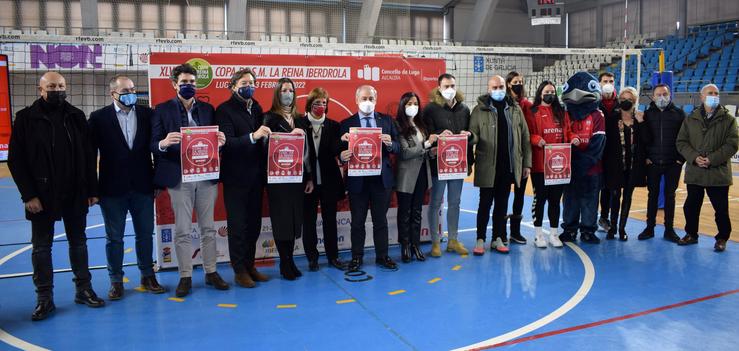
471 288 739 349
217 304 237 308
276 304 297 309
168 297 184 303
336 299 356 304
388 290 406 296
428 277 442 284
451 265 462 271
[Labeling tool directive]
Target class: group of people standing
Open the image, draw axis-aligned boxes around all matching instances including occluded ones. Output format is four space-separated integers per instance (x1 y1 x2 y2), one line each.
8 64 737 322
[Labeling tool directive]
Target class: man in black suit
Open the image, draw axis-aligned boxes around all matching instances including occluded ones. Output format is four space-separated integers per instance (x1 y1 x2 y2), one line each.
214 68 272 288
150 63 228 297
339 85 400 271
9 71 105 321
89 75 166 300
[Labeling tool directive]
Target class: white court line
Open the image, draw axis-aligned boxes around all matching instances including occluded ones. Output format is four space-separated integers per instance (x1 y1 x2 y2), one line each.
0 221 117 351
449 207 596 350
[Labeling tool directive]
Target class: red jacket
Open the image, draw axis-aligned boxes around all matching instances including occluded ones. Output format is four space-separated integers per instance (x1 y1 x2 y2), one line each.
525 105 576 173
570 110 606 177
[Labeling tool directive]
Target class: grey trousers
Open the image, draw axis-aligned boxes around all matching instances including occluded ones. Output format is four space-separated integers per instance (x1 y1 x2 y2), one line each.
168 181 218 278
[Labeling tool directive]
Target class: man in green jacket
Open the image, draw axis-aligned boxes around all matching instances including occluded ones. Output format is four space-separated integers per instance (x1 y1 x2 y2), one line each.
675 84 739 252
469 75 532 255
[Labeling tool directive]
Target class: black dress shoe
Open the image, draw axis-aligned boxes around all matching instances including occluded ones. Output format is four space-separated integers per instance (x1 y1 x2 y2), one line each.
141 276 167 294
580 232 601 244
290 261 303 278
175 277 192 297
664 228 681 243
375 256 398 270
348 257 363 272
638 227 655 240
205 272 230 290
280 261 297 281
108 282 124 300
401 244 411 263
31 300 56 321
411 245 426 262
308 259 320 272
75 289 105 308
618 229 629 241
678 234 699 246
606 227 617 240
559 232 576 243
329 258 348 271
715 239 727 252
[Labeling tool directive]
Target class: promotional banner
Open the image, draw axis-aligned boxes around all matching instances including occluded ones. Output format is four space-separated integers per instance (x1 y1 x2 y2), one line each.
348 127 382 177
544 143 572 185
149 52 445 269
180 126 220 183
0 54 10 162
267 133 305 184
437 134 468 180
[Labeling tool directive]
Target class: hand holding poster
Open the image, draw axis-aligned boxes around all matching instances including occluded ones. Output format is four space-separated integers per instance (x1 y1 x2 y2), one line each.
437 134 468 180
268 132 305 184
181 126 220 182
544 143 571 185
348 127 382 176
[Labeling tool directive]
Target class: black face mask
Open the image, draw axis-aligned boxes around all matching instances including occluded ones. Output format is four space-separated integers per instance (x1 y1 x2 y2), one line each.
619 100 634 111
542 94 557 105
45 91 67 106
511 84 524 96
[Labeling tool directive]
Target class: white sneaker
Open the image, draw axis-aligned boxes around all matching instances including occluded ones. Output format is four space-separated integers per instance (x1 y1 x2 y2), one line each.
534 227 548 248
549 228 563 248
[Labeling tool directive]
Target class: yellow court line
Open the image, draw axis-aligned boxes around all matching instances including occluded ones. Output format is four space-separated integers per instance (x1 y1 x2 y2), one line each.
122 277 130 283
133 286 146 292
428 278 442 284
168 297 184 302
452 265 462 271
388 290 406 296
336 299 356 304
217 304 237 308
124 248 133 254
276 304 297 309
461 254 469 259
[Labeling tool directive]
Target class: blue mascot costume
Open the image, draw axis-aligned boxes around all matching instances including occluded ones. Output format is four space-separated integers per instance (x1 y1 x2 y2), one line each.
560 72 607 243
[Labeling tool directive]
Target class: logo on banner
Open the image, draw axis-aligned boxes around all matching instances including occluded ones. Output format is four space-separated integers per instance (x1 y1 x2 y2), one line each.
162 247 172 263
261 239 277 254
549 153 565 172
161 228 172 243
473 56 485 73
30 44 102 69
217 226 228 238
357 65 380 81
186 57 214 89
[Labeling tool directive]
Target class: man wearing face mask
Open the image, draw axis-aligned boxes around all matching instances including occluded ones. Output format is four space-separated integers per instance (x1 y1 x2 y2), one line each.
636 84 686 242
422 73 472 257
676 84 738 252
469 75 532 255
598 72 618 232
89 75 166 300
339 85 400 271
214 68 272 288
150 63 228 297
9 72 105 321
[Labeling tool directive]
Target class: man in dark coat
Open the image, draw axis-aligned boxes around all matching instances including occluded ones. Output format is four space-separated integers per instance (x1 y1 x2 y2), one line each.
9 71 105 321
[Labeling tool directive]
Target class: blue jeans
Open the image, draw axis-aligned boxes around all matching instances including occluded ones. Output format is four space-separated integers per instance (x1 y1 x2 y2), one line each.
427 176 463 242
100 191 155 283
562 174 602 235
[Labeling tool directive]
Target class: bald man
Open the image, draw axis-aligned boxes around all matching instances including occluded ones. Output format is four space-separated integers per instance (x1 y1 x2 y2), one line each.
9 72 105 321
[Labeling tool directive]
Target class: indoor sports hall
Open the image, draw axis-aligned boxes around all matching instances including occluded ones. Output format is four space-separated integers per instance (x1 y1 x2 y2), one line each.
0 1 738 350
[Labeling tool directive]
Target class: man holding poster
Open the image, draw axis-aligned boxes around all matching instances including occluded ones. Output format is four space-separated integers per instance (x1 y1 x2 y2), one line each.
151 63 228 297
339 85 400 271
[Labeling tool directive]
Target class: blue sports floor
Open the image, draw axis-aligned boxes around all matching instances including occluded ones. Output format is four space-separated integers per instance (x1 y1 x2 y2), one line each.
0 178 737 350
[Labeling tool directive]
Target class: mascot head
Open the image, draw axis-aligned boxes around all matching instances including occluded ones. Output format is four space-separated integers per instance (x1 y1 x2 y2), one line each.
562 71 602 121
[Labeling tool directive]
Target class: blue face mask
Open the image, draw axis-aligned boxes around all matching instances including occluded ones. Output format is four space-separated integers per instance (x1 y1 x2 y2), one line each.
490 89 506 102
117 92 137 107
237 86 255 100
705 95 720 109
178 84 196 99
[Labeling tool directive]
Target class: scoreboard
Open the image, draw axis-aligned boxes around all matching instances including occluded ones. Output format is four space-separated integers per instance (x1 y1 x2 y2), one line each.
528 0 564 26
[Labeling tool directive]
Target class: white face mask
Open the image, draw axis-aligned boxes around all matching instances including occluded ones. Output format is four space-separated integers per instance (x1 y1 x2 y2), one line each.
359 100 375 115
601 83 615 95
405 105 419 118
441 88 456 101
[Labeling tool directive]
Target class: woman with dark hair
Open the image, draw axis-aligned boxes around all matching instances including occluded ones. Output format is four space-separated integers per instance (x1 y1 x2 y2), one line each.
394 92 437 263
505 71 533 245
526 80 580 248
263 77 314 280
295 87 347 271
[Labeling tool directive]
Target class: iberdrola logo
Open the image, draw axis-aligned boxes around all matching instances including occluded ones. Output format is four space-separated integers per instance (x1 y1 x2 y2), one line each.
186 57 213 89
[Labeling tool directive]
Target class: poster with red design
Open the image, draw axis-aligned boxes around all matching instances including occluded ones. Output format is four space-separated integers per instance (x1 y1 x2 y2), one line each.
149 53 445 269
348 127 382 176
0 54 11 162
437 134 468 180
267 133 305 184
544 143 571 185
180 126 220 182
